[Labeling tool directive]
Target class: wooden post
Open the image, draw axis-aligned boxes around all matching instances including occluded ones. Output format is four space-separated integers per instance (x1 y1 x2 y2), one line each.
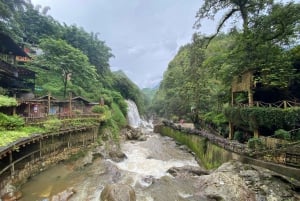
39 140 42 158
283 100 287 109
248 89 253 107
48 92 51 115
254 129 259 138
9 151 14 177
69 92 72 117
228 122 234 140
13 93 17 115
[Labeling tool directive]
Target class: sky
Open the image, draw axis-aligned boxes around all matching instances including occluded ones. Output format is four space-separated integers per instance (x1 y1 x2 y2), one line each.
30 0 217 88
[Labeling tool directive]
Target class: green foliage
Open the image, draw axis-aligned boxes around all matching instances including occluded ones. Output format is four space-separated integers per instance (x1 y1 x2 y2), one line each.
91 105 109 114
42 116 62 132
0 95 18 107
111 102 127 128
247 137 264 150
274 129 291 140
112 70 145 114
0 113 24 131
27 37 100 98
224 107 300 131
234 131 245 143
100 118 120 142
203 112 227 126
0 126 44 146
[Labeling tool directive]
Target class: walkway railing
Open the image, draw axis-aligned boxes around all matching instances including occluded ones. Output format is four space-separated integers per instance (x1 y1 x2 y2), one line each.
24 113 101 124
235 100 300 108
234 100 300 108
161 120 300 168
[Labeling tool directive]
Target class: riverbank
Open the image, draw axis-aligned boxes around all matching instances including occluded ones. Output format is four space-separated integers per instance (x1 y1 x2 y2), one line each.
154 122 300 182
18 128 300 201
0 126 98 199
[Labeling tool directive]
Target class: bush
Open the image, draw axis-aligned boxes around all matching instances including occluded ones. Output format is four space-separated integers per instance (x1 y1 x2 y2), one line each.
233 130 244 143
292 130 300 141
111 102 127 128
92 105 109 114
43 117 62 132
0 113 24 130
247 137 264 150
274 129 291 140
0 95 18 107
224 106 300 131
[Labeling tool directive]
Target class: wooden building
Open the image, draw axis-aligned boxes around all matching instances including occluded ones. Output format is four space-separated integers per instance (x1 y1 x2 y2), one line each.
0 33 35 97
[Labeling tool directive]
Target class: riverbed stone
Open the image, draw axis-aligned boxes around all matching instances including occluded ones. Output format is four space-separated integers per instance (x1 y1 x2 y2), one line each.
100 184 136 201
167 165 209 178
121 127 147 141
51 187 76 201
109 150 127 162
193 161 299 201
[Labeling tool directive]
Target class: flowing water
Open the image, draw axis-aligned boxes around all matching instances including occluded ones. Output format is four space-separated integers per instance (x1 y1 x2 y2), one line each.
19 101 201 201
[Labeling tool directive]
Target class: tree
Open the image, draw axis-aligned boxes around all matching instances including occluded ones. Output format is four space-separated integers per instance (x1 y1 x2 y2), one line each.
194 0 273 45
27 38 99 98
0 0 27 40
17 4 62 44
61 25 113 76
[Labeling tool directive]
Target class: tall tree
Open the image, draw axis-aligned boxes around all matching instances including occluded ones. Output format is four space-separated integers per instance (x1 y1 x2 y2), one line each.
27 38 100 98
194 0 273 45
0 0 27 40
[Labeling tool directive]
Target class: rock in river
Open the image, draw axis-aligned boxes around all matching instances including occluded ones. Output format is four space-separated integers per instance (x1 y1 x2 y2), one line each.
100 184 136 201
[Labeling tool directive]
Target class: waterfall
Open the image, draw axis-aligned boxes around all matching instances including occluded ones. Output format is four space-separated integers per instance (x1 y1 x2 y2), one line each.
126 100 141 128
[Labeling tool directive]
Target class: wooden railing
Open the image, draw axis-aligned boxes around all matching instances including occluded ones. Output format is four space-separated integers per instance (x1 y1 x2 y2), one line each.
161 120 300 168
235 100 300 108
0 126 97 185
24 113 102 124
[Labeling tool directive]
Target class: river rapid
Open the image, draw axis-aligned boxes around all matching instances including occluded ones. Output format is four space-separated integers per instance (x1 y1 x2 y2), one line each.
19 100 300 201
19 130 201 201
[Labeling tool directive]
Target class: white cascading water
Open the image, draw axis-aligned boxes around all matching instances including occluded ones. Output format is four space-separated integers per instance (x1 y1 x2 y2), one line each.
116 100 198 191
126 100 142 128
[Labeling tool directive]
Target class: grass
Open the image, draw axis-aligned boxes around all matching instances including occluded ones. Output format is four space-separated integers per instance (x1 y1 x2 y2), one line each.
0 126 45 146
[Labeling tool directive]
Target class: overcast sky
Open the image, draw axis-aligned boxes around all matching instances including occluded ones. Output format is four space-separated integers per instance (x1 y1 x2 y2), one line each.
30 0 219 88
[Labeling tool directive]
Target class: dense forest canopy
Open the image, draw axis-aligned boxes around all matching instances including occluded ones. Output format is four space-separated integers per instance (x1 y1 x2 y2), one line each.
0 0 148 114
151 0 300 138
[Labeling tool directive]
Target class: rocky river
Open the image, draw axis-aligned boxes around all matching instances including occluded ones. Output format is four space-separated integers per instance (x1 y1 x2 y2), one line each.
15 100 300 201
17 127 300 201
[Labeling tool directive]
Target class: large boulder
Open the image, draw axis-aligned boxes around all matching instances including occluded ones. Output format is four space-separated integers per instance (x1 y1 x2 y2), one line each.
167 165 209 178
100 184 136 201
51 187 76 201
195 171 256 201
122 127 147 141
108 150 127 162
194 161 299 201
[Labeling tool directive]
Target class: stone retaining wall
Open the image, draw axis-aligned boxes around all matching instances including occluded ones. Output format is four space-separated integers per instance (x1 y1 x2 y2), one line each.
0 126 98 197
155 122 300 182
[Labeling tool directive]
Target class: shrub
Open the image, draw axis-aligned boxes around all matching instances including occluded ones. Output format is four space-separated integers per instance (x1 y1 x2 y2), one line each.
247 137 264 150
43 117 62 132
224 106 300 131
0 113 24 130
111 102 127 128
233 130 244 143
274 129 291 140
92 105 109 114
0 95 18 107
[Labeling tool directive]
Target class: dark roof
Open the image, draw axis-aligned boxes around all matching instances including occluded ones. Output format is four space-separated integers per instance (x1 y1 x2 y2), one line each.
37 95 57 100
72 96 91 104
0 32 29 57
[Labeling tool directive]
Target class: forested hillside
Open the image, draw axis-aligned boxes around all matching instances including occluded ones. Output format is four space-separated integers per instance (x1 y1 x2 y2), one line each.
151 0 300 140
0 0 147 113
